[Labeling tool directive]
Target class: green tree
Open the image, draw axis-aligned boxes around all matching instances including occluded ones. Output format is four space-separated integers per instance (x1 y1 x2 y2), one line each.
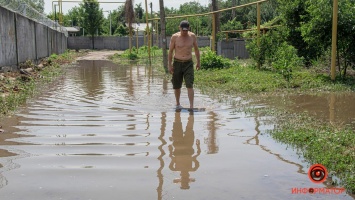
81 0 104 48
220 18 244 39
276 0 316 65
218 0 278 29
115 24 128 36
278 0 355 77
300 0 355 78
110 5 126 36
66 7 84 27
245 0 279 26
219 0 250 27
164 1 209 36
25 0 44 13
134 3 144 23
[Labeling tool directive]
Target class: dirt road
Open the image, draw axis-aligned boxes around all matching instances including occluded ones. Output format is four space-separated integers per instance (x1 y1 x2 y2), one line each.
76 50 123 61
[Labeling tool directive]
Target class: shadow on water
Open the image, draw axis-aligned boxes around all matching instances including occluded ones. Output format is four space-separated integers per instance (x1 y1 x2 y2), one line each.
0 59 353 199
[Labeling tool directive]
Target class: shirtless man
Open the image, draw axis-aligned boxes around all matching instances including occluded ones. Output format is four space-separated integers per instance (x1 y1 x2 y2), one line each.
168 20 200 110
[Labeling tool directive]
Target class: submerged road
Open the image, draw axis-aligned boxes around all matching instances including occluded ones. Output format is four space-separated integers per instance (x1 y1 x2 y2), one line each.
0 56 353 200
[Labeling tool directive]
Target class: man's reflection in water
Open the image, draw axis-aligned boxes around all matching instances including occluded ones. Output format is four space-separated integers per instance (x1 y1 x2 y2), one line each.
169 112 201 190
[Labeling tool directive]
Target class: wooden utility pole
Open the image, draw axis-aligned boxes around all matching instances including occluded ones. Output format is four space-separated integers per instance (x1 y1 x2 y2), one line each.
257 2 261 69
232 0 236 19
144 0 151 63
211 0 219 52
331 0 338 81
124 0 134 54
59 0 62 24
150 2 154 46
159 0 168 73
211 0 220 32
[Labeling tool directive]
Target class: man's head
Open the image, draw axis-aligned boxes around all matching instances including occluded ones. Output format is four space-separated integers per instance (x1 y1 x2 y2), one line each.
179 20 190 31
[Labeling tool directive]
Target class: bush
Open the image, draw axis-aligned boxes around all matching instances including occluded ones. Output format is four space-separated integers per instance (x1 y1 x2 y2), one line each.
126 52 138 60
121 48 138 60
272 42 304 81
245 29 287 68
200 49 231 70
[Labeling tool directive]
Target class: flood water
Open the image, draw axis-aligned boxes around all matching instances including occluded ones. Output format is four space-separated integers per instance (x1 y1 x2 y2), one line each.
0 60 354 200
255 92 355 129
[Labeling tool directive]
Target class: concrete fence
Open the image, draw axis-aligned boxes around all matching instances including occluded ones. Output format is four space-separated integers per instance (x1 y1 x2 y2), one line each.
68 36 249 60
68 35 212 50
0 6 67 72
217 39 250 59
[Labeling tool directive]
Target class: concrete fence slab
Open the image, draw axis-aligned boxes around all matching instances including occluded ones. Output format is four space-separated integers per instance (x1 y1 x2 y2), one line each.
0 6 68 71
0 6 17 68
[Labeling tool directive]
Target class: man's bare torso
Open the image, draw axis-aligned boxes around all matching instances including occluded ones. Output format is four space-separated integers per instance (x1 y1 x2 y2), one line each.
172 32 195 61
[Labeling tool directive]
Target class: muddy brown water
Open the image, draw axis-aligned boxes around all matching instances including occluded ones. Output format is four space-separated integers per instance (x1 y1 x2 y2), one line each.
0 59 354 200
256 92 355 129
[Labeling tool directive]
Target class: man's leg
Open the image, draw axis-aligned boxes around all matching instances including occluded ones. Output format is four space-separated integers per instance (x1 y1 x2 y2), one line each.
175 88 181 106
172 61 183 108
187 88 194 109
183 61 195 110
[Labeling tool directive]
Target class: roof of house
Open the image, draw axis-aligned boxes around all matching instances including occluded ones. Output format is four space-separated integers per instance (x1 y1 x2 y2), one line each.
125 23 153 32
65 27 80 32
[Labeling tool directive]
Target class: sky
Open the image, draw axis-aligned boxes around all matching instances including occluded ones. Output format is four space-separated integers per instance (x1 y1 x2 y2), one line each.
44 0 210 16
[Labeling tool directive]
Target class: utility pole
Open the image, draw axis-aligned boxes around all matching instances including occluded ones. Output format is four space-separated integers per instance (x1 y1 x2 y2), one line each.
159 0 168 73
59 0 63 25
150 2 153 46
54 5 57 23
108 10 112 36
211 0 219 52
331 0 338 80
232 0 236 19
54 4 58 30
145 0 151 63
104 10 112 35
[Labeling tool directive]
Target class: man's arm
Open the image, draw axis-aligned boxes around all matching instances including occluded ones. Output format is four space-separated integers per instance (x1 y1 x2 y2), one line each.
193 35 200 70
168 35 176 74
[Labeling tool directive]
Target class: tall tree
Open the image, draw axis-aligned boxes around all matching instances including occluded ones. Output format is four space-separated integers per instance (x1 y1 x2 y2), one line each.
124 0 135 53
300 0 355 77
134 3 144 22
277 0 318 65
66 7 82 25
82 0 104 49
110 5 126 35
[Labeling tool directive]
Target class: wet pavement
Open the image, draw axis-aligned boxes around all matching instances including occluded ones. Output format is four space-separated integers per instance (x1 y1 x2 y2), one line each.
0 59 354 200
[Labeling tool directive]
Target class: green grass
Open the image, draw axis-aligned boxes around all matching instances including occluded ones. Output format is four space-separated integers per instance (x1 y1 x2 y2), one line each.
195 62 355 94
110 46 163 61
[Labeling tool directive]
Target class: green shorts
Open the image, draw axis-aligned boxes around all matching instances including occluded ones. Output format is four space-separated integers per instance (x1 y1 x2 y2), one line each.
172 58 194 89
